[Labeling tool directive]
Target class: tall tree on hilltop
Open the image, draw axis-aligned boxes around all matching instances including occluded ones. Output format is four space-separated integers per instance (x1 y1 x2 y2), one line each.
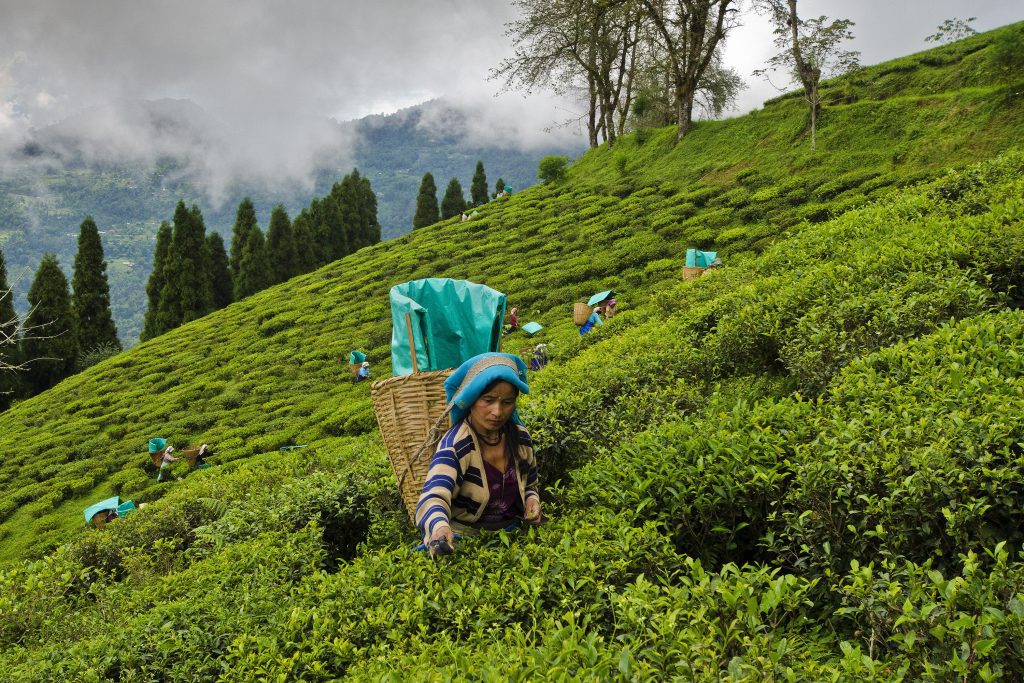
412 172 440 229
71 216 120 355
0 246 20 410
205 232 233 311
470 161 489 206
266 204 298 284
291 210 319 275
753 0 859 152
229 198 258 286
635 0 740 141
21 254 77 394
441 177 468 220
496 0 646 147
157 202 189 329
235 227 271 299
141 221 173 341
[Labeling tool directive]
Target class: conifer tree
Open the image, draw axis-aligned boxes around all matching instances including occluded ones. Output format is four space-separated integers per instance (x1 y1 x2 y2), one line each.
266 204 297 284
0 246 20 410
71 216 120 354
205 232 233 311
156 202 189 330
229 198 258 285
412 172 439 229
360 173 382 246
21 254 77 394
291 211 319 275
495 177 506 198
323 184 351 261
163 203 210 325
335 169 381 254
235 227 271 299
141 221 173 341
441 177 468 219
471 161 489 206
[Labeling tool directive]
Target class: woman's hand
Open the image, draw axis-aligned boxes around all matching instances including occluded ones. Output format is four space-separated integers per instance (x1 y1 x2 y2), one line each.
428 525 455 557
523 497 541 525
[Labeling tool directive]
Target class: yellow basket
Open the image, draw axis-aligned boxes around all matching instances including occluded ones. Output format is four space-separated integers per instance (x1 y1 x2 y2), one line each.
573 302 590 325
371 369 454 521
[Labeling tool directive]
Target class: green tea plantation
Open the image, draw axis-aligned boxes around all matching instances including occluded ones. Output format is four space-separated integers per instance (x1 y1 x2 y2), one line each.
1 22 1024 680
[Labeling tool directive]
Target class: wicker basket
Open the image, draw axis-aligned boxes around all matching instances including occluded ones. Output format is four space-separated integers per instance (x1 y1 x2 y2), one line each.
371 369 454 520
681 266 704 280
349 363 361 377
573 302 590 325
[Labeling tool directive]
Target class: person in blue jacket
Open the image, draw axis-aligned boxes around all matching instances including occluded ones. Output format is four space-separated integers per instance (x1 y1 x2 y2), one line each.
578 306 603 335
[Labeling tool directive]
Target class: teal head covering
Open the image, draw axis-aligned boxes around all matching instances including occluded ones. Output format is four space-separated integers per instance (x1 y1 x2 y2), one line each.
148 438 167 453
444 352 530 426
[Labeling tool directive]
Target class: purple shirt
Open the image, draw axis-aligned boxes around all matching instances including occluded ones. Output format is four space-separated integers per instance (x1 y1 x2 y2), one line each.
479 458 520 523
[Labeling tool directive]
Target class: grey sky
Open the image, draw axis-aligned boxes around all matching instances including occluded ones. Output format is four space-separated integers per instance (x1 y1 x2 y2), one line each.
0 1 1020 199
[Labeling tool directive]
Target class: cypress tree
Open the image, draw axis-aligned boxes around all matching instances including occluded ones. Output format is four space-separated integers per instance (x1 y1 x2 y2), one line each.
205 232 233 311
494 177 506 198
471 161 489 206
359 173 381 246
229 198 258 285
141 221 173 341
71 216 120 354
156 202 189 330
156 202 211 329
291 211 318 275
0 246 19 410
324 182 351 261
21 254 77 394
441 177 467 220
235 228 271 299
266 204 297 284
412 172 439 229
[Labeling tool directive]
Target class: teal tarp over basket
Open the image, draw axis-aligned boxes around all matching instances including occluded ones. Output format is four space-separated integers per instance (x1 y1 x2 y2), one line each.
348 350 367 365
522 321 543 335
588 290 615 306
83 496 121 524
389 278 507 376
686 249 717 268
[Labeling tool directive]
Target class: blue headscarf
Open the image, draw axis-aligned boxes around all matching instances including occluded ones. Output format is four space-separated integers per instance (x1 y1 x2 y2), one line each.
444 352 530 426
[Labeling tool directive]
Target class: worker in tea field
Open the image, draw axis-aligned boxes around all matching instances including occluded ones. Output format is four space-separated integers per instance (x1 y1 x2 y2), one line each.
150 438 179 482
355 361 371 382
604 298 618 319
578 306 603 335
531 343 548 370
503 307 519 336
415 353 542 557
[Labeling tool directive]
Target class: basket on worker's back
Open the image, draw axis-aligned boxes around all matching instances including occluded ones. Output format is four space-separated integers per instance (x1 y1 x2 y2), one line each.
573 302 590 326
681 266 704 280
371 277 508 521
371 369 454 520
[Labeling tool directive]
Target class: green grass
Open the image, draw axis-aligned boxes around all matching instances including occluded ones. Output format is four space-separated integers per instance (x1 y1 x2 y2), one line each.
2 22 1024 679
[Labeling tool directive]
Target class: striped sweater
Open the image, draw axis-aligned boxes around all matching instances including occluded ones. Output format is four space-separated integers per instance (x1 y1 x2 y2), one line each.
415 420 540 542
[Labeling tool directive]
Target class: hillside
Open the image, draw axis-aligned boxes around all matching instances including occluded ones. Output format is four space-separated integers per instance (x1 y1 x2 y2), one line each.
1 21 1024 679
0 99 583 344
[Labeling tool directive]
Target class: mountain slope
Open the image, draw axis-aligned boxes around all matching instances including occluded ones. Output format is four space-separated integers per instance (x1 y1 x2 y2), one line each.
1 21 1024 679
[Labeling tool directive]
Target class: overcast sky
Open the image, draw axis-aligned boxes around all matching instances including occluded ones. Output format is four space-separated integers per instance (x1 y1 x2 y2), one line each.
0 0 1020 195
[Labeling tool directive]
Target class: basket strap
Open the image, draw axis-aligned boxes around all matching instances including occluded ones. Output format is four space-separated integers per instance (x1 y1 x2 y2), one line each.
399 355 523 494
